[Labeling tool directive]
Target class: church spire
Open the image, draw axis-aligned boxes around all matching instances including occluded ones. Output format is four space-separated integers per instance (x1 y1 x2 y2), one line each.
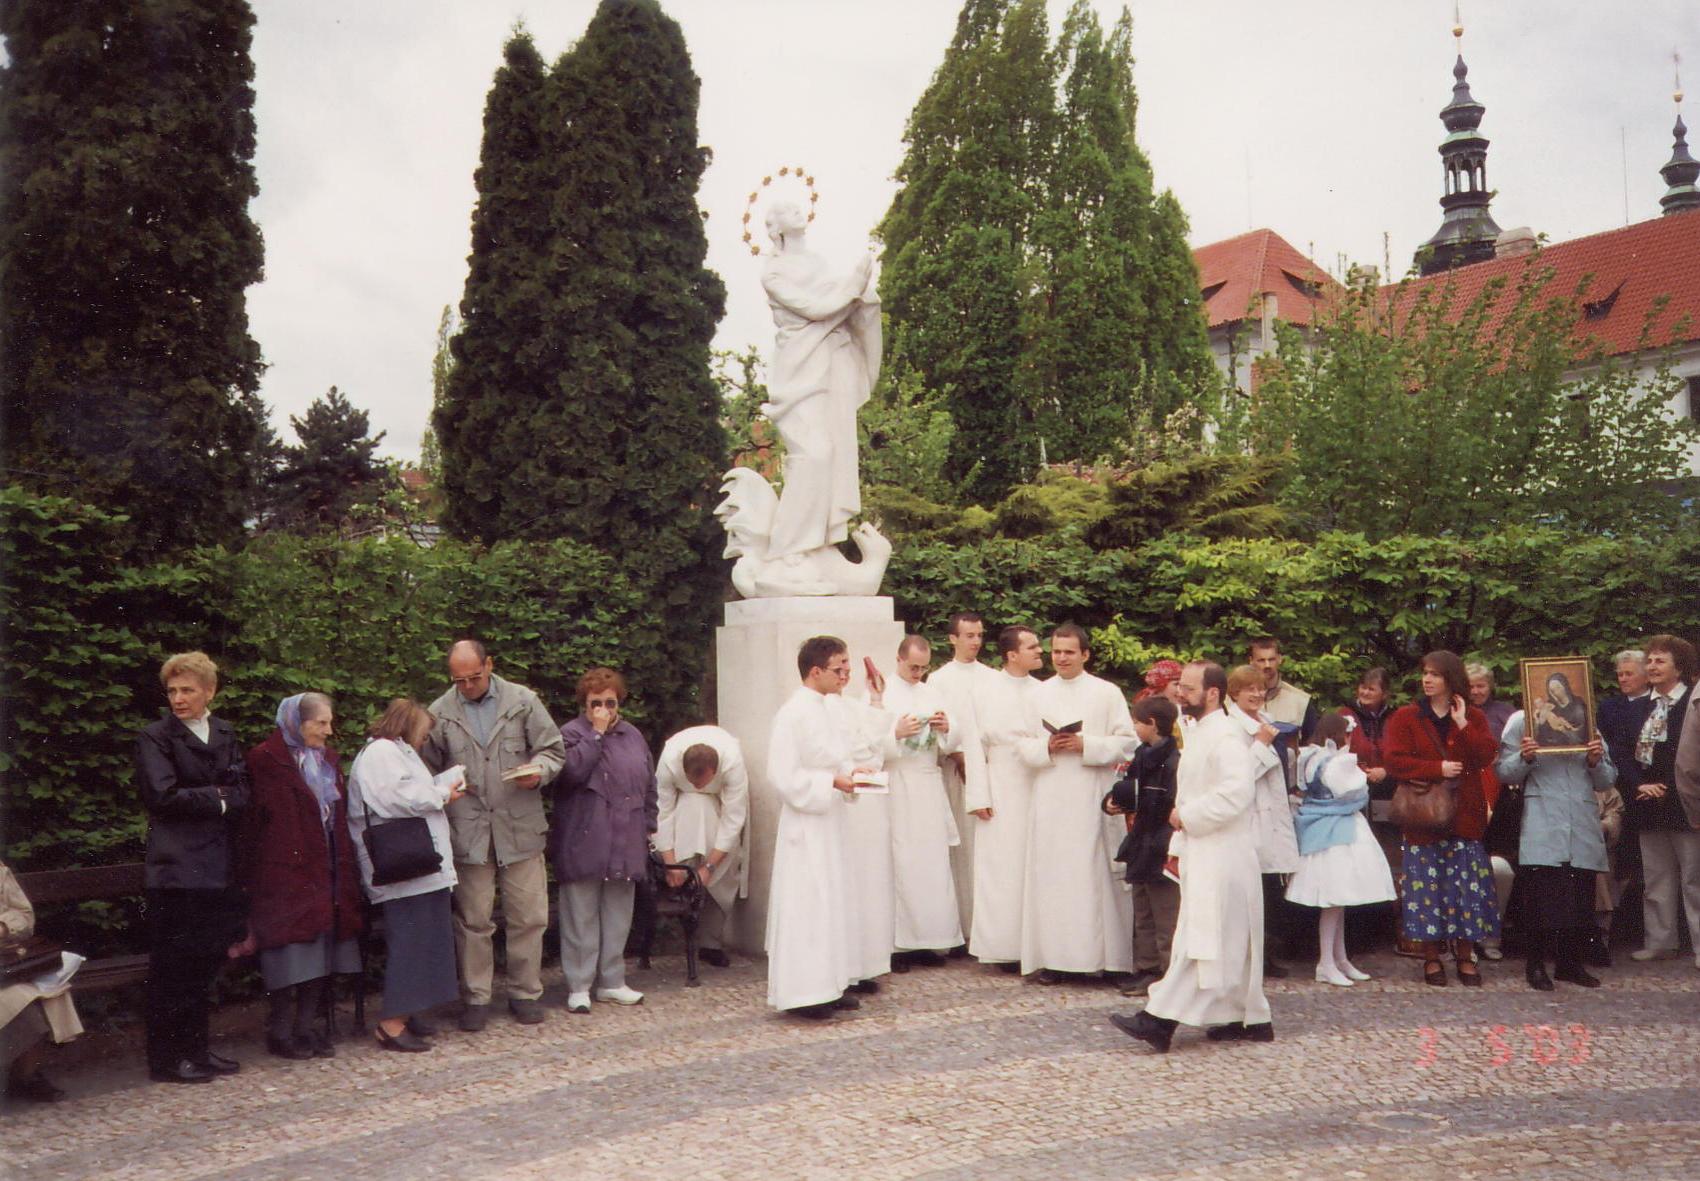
1416 15 1502 275
1661 57 1699 216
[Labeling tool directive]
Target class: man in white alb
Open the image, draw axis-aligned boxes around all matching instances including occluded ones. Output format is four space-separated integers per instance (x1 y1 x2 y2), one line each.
968 626 1044 969
1018 624 1136 980
1113 660 1271 1052
654 724 748 968
883 635 963 964
926 612 999 939
764 636 875 1019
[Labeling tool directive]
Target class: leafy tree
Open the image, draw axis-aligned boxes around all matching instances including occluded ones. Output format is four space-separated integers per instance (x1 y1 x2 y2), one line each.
0 0 269 554
264 386 396 533
1250 261 1698 537
418 304 457 480
878 0 1051 503
878 0 1213 503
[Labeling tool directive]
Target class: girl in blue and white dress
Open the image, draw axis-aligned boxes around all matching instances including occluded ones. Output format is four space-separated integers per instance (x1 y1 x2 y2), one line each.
1286 714 1397 986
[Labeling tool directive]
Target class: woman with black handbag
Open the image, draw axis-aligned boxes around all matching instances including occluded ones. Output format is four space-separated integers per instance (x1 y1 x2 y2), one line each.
347 699 464 1051
1383 651 1500 988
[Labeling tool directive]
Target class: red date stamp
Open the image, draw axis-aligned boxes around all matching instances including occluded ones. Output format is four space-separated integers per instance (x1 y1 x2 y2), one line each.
1415 1024 1590 1067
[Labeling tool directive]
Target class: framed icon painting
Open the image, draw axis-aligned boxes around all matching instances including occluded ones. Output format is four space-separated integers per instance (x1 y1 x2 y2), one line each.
1519 656 1594 754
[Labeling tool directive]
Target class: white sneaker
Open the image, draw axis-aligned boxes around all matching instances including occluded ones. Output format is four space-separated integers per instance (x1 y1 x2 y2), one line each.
594 985 644 1006
1340 962 1372 982
1630 947 1679 962
566 992 591 1013
1314 965 1354 987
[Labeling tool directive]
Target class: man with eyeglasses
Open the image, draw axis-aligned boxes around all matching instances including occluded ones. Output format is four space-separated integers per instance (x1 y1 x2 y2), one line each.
422 639 565 1031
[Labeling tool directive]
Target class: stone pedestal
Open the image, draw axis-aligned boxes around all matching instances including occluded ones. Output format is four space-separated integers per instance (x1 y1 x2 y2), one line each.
716 595 906 954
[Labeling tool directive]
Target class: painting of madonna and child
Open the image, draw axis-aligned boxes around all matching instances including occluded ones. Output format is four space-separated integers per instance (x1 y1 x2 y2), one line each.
1519 657 1596 753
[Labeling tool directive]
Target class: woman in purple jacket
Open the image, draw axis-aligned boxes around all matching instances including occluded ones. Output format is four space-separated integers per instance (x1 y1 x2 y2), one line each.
551 668 657 1015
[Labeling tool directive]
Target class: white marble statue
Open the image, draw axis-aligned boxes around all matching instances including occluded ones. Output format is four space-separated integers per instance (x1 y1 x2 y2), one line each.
716 200 890 598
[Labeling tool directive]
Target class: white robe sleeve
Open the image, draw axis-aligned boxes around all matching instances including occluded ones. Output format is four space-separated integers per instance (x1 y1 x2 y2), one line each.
1080 682 1137 766
654 754 684 851
1178 741 1257 836
767 704 840 816
713 749 750 854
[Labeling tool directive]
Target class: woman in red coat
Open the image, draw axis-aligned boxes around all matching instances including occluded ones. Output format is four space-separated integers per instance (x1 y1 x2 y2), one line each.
1383 651 1500 987
240 693 364 1058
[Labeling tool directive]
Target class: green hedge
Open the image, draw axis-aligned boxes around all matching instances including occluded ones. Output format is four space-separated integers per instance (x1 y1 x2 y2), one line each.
886 525 1700 706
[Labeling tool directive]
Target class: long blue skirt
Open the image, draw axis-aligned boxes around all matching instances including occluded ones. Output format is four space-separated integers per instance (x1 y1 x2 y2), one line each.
380 888 459 1019
1400 837 1501 942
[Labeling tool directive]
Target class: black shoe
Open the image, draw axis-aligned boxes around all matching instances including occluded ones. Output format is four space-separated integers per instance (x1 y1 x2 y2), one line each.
791 1002 836 1020
405 1015 439 1037
995 961 1021 975
850 979 880 994
1553 964 1601 988
458 1003 491 1032
699 948 731 968
831 993 861 1010
509 998 546 1025
948 945 969 959
1036 970 1068 985
150 1059 217 1084
5 1071 67 1103
1109 1011 1174 1053
1263 959 1290 979
901 950 946 968
1526 961 1555 991
266 1034 313 1061
1583 936 1612 968
374 1026 432 1053
1243 1022 1275 1043
1205 1022 1246 1042
199 1049 241 1074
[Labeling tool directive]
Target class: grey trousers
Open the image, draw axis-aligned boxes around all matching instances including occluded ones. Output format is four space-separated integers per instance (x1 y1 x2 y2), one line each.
558 879 636 994
1639 828 1700 953
1131 880 1181 974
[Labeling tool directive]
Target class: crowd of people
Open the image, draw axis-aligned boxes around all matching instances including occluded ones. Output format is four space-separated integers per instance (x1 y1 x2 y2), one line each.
4 622 1697 1098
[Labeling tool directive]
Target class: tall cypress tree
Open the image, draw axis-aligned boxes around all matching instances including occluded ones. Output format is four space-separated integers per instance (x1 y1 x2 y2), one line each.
0 0 268 553
436 31 550 541
879 1 1213 499
878 0 1053 504
440 2 726 729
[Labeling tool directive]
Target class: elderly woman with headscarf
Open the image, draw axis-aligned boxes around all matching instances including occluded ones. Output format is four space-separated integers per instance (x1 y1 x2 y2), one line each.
240 693 364 1059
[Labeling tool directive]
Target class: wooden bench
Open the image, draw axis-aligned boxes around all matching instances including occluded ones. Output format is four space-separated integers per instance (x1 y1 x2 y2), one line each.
15 863 150 991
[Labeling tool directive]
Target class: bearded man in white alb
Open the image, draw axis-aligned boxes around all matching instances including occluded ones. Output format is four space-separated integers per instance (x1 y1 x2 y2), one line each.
1113 661 1271 1052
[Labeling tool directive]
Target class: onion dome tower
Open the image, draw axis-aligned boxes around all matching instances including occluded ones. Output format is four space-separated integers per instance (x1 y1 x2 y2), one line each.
1661 66 1699 216
1416 19 1501 275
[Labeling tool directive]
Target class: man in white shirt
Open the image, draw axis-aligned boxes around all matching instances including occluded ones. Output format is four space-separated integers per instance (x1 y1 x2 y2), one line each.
883 635 963 965
1114 661 1270 1052
654 725 749 968
926 611 999 941
764 636 876 1018
968 626 1044 969
1017 624 1136 980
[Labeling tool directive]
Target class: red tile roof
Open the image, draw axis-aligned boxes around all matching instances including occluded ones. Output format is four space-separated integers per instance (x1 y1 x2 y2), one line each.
1193 228 1340 330
1380 214 1700 357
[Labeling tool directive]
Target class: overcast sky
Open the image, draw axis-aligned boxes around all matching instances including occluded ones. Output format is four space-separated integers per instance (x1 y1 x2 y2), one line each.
246 0 1696 460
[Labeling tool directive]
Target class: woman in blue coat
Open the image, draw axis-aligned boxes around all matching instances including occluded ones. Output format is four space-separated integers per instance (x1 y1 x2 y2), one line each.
1494 710 1615 991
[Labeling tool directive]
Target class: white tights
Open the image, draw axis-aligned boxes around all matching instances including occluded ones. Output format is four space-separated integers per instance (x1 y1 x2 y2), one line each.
1315 907 1368 984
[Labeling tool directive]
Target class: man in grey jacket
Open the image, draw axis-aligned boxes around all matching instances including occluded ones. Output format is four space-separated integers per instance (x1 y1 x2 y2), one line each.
422 640 565 1030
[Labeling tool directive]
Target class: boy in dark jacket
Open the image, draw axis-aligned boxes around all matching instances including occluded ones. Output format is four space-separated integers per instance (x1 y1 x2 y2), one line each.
1104 698 1182 996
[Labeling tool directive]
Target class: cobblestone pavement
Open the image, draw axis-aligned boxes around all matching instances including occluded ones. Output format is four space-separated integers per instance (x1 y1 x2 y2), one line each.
3 949 1697 1180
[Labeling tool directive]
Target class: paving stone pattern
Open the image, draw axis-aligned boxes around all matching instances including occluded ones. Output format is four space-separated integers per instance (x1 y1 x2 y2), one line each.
2 951 1697 1180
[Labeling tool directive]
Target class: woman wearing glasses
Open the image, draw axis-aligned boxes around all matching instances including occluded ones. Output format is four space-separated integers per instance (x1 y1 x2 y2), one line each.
550 668 658 1015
